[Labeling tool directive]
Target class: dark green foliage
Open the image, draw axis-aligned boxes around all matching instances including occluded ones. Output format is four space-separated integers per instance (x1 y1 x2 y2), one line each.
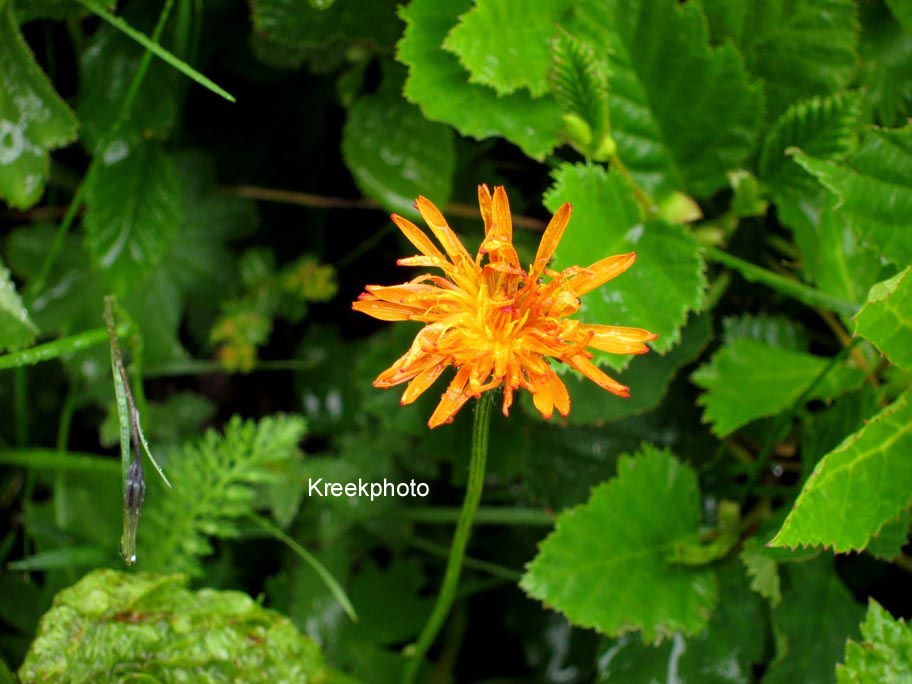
1 0 911 681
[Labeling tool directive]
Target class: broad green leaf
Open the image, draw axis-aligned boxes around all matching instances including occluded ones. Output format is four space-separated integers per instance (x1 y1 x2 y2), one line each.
397 0 562 160
17 569 325 683
759 91 862 196
866 510 911 561
699 0 858 119
252 0 402 69
794 125 912 268
739 537 781 606
0 259 37 351
442 0 572 97
854 267 912 370
691 339 865 437
78 23 179 150
545 163 706 366
566 0 763 197
597 564 765 683
765 558 863 684
791 206 884 308
838 600 912 683
555 312 712 424
342 88 455 216
521 445 717 642
801 387 881 472
859 2 912 126
771 390 912 552
0 3 78 208
84 141 181 296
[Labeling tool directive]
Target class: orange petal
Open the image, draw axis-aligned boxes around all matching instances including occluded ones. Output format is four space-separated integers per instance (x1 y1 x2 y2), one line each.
415 196 473 263
478 184 494 236
428 367 472 428
401 363 447 404
531 202 571 278
570 355 630 397
569 252 637 295
531 377 554 419
397 255 455 274
582 324 657 354
391 214 446 261
549 370 570 416
352 298 423 321
491 186 513 244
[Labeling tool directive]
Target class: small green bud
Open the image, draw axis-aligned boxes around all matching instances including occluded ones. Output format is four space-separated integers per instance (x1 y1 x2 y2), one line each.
656 191 703 224
561 113 593 149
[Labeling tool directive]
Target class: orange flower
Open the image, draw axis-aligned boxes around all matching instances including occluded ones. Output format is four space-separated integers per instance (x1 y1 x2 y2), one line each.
353 186 657 428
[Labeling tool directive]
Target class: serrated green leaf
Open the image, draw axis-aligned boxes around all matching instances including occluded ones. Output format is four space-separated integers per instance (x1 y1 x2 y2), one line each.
692 339 865 437
866 510 911 561
342 88 454 217
739 537 781 606
78 23 179 150
855 267 912 370
544 163 706 367
397 0 562 160
759 91 862 196
801 387 881 472
252 0 402 69
793 125 912 268
566 0 762 197
17 569 325 683
0 3 78 209
0 260 37 351
765 558 863 684
521 445 717 642
771 390 912 552
699 0 858 119
555 312 712 424
84 141 181 296
838 600 912 683
442 0 572 97
597 564 765 683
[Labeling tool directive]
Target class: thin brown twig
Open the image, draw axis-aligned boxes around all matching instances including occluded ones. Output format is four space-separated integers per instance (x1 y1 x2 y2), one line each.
224 185 549 231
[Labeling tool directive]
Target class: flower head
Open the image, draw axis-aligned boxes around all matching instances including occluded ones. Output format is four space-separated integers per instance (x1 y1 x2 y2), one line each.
353 185 657 428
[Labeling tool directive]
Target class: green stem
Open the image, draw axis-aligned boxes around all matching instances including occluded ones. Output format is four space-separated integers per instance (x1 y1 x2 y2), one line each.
402 393 494 684
706 247 858 318
405 506 554 527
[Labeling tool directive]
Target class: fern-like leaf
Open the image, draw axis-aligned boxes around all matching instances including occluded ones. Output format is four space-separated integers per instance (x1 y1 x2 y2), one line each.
140 414 307 575
549 30 611 157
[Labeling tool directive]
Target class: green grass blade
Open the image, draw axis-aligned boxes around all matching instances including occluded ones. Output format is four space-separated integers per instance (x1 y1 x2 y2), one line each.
132 406 171 489
77 0 236 103
0 449 119 473
248 513 358 622
0 328 110 370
